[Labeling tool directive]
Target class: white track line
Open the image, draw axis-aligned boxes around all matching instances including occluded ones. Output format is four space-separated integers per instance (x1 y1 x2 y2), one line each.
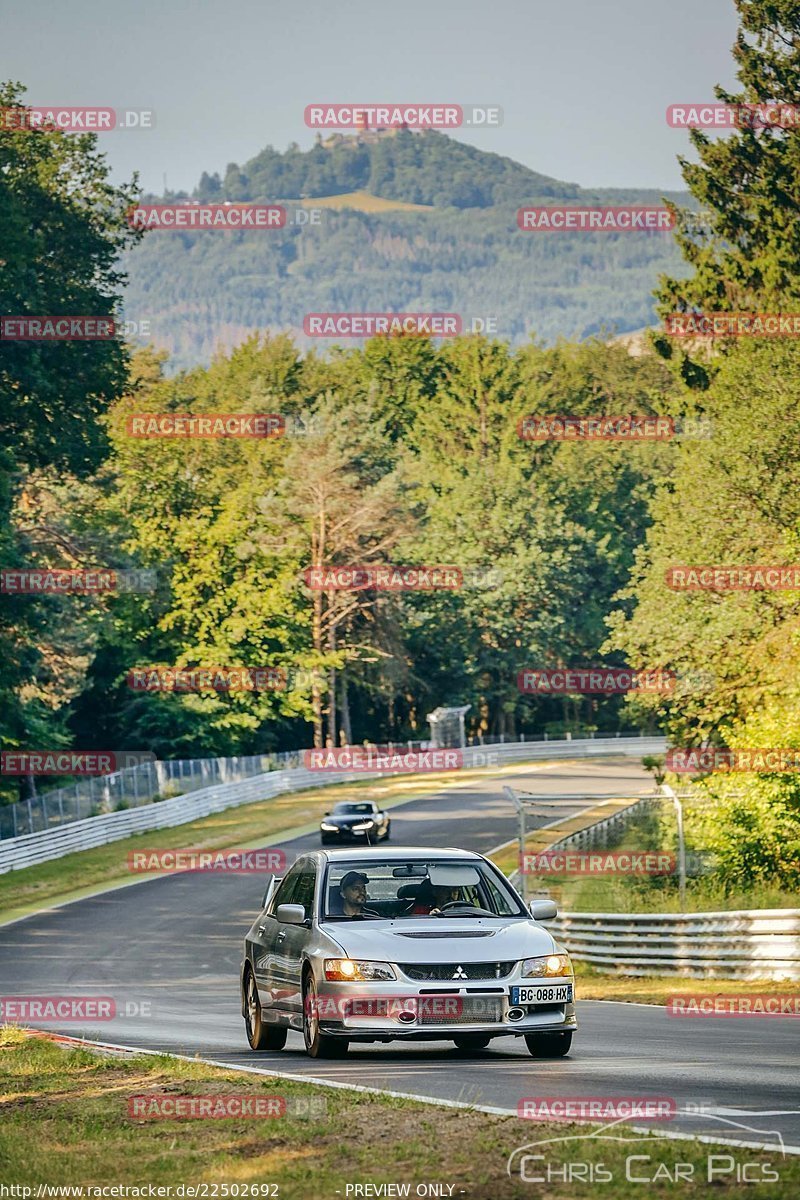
37 1031 800 1157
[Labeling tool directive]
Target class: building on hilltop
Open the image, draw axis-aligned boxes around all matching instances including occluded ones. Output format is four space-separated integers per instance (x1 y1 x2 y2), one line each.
315 122 423 151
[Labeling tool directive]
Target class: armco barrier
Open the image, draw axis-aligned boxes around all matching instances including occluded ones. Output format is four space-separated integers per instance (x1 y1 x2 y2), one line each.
0 735 664 875
545 909 800 981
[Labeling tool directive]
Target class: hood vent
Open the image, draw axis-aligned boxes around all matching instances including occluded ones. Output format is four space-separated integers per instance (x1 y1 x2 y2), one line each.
393 930 495 939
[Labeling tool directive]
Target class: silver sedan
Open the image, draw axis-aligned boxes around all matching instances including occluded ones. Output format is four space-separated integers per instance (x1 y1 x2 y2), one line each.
241 846 576 1058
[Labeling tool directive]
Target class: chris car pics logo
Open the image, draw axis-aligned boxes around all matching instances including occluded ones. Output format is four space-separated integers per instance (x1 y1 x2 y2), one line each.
507 1117 784 1184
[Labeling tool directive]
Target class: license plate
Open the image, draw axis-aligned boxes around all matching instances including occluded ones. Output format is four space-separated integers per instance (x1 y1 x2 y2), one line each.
511 983 573 1005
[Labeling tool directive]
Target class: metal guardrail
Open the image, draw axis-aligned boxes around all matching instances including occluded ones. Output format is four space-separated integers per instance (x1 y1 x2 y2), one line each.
545 909 800 981
0 727 652 839
0 750 308 839
0 734 664 874
546 795 659 854
501 777 800 979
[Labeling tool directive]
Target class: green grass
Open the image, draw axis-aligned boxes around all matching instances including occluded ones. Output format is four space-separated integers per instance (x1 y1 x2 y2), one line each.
1 1030 797 1198
573 966 800 1004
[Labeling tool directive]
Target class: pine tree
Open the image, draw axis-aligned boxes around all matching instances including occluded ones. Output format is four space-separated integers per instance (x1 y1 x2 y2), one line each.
656 0 800 380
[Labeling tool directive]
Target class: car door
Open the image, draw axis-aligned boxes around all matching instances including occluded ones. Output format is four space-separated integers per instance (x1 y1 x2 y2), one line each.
252 864 303 1011
278 860 318 1018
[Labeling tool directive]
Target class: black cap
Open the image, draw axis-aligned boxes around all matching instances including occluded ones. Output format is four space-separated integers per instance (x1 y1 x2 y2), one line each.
340 870 368 890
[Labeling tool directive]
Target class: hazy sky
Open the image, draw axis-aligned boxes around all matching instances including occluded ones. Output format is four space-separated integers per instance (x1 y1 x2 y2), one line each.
3 0 739 195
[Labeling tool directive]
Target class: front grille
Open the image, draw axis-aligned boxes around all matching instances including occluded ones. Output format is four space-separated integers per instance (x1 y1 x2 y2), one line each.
399 961 515 981
418 996 504 1025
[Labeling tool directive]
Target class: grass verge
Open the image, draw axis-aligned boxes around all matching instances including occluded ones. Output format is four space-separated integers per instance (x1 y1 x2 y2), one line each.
1 1029 797 1199
573 967 800 1005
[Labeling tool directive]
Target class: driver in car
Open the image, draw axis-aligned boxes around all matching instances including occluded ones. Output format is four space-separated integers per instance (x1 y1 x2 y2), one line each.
333 870 380 918
409 881 460 915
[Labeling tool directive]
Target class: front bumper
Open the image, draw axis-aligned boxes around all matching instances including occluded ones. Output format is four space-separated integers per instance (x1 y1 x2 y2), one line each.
314 974 577 1041
320 826 376 839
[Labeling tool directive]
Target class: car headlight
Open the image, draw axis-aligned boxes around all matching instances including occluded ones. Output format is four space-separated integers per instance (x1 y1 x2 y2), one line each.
521 953 572 978
320 823 339 831
351 821 375 831
324 959 396 981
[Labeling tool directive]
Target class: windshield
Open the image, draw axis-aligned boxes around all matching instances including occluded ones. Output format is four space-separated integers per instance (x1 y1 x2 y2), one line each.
322 858 524 920
332 803 375 815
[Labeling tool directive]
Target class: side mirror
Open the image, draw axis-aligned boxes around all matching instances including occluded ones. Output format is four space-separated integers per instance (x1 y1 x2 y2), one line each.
324 811 330 816
530 899 558 921
276 903 307 925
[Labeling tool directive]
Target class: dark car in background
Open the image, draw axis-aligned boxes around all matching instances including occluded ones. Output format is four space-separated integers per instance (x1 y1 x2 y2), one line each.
319 800 391 844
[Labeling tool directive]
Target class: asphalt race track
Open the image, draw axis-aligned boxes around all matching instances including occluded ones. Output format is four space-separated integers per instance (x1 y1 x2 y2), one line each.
1 757 798 1155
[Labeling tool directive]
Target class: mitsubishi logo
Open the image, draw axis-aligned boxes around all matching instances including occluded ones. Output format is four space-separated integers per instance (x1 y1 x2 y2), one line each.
452 965 468 979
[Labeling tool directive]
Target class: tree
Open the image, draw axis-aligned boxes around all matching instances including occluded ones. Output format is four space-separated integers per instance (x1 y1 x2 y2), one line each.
279 391 412 747
0 80 141 797
655 1 800 382
608 338 800 744
195 171 222 201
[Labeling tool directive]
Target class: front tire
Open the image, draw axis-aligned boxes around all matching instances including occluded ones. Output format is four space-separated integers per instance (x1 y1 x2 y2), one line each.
303 971 349 1059
524 1031 572 1058
244 968 287 1052
383 820 391 841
